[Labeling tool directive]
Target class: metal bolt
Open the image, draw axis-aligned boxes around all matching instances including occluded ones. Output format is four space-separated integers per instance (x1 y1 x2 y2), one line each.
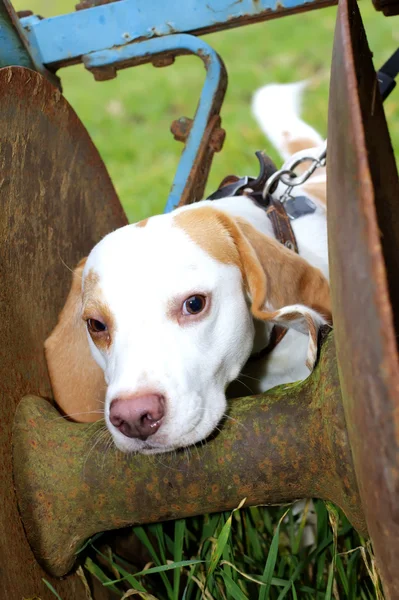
16 10 33 18
152 56 175 68
89 66 117 81
170 117 193 143
209 126 226 153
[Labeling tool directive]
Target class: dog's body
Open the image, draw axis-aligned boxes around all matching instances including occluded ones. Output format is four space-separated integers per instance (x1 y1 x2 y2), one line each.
45 82 330 455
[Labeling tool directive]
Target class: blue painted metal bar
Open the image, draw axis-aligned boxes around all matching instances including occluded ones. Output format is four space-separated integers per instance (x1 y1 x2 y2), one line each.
0 1 60 86
20 0 335 69
84 34 227 212
0 1 34 68
7 0 334 214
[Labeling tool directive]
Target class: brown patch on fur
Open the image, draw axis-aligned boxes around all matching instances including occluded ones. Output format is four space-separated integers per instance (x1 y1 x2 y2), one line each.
136 218 149 228
236 218 331 321
44 259 106 423
281 133 321 175
174 206 331 323
174 207 241 268
83 268 99 299
282 133 319 155
83 269 114 350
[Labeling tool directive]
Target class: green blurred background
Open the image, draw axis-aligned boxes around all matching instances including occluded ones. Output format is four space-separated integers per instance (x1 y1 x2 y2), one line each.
14 1 399 223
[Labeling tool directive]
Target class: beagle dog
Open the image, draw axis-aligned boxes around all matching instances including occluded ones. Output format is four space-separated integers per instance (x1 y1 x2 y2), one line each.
45 82 330 455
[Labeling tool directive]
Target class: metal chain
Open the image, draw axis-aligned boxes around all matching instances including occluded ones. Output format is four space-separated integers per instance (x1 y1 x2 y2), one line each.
262 141 327 200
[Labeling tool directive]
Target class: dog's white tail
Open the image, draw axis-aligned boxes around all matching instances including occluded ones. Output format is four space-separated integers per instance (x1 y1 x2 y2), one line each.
252 81 327 207
252 81 324 160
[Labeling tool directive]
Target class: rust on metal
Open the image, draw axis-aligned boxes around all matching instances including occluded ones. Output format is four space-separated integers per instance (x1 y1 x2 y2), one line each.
90 65 117 81
209 122 226 152
171 115 225 152
177 114 227 207
152 55 176 68
0 66 127 598
171 116 193 142
328 0 399 598
372 0 399 15
188 0 337 38
16 9 33 18
13 333 366 578
75 0 121 10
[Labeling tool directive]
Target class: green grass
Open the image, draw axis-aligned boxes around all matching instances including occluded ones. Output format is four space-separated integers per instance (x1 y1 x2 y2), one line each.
77 501 382 599
14 0 399 221
13 1 394 597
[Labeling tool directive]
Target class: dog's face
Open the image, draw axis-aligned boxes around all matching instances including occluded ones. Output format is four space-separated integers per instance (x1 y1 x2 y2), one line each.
82 210 254 453
45 203 331 454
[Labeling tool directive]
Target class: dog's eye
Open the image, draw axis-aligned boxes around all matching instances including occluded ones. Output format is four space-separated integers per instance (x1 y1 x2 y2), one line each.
182 295 206 315
87 318 107 334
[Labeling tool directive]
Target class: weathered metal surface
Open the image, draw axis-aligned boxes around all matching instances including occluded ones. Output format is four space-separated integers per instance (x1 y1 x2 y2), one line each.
84 34 228 211
76 0 121 9
372 0 399 15
0 66 127 598
328 0 399 597
20 0 337 71
13 333 366 577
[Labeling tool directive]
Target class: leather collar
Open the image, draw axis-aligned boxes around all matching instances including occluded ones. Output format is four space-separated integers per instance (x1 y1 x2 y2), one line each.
207 151 298 356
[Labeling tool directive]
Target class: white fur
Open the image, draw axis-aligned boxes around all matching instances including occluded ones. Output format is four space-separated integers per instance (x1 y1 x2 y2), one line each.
82 81 328 454
252 81 324 160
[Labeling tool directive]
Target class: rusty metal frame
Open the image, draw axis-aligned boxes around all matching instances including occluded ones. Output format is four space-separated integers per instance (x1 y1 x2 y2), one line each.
2 0 399 595
328 0 399 597
83 34 228 211
13 332 366 577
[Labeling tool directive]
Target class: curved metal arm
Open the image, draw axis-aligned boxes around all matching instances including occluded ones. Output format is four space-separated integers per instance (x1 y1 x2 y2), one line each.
13 333 366 578
83 34 228 211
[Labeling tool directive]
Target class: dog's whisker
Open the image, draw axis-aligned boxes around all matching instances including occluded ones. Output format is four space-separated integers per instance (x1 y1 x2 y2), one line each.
235 378 253 394
58 252 77 277
82 427 111 474
49 410 104 422
238 372 262 383
222 413 248 431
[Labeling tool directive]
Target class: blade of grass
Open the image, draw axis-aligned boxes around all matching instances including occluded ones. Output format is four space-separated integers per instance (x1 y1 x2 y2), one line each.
324 562 334 600
104 559 204 585
206 499 246 583
75 531 104 555
84 556 123 596
120 590 159 600
134 526 174 599
291 582 298 600
259 509 289 600
90 544 146 592
219 570 248 600
292 500 311 555
173 519 186 600
151 523 167 565
42 579 63 600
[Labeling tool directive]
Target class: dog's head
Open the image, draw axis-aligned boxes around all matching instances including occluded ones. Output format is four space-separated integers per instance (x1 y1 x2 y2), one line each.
45 203 331 454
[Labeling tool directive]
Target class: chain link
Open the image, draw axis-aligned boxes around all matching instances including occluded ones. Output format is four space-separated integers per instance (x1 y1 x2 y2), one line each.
262 141 327 200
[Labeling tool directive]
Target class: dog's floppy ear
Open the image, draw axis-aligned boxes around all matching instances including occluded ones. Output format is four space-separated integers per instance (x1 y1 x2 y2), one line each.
233 216 331 369
175 206 331 370
45 258 105 422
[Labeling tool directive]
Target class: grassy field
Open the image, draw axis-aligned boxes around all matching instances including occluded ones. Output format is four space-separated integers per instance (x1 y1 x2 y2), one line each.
14 1 395 598
15 0 399 222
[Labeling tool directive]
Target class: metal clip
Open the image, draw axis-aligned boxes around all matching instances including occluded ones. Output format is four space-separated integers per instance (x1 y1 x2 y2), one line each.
262 142 327 201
